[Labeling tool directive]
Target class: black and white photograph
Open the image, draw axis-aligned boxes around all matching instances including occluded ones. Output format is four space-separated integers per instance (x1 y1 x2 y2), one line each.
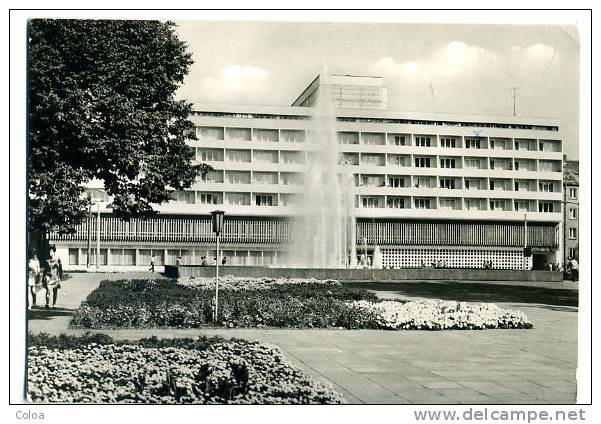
8 6 593 421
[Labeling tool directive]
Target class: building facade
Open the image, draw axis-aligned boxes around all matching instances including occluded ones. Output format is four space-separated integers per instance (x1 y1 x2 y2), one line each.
51 75 564 270
563 158 579 264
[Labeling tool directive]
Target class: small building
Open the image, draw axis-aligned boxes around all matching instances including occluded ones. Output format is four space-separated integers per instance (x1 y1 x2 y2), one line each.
563 157 579 264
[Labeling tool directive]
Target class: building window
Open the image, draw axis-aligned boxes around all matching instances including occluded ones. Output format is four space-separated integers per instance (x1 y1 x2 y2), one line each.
362 175 384 187
465 199 482 210
491 139 506 150
362 154 384 166
568 187 578 199
515 181 530 191
338 132 359 145
490 200 507 211
68 248 79 265
255 195 275 206
440 158 456 168
390 155 406 166
173 191 195 204
539 202 554 213
569 248 577 259
439 198 457 209
569 228 577 239
392 135 406 146
464 158 482 169
515 201 530 212
362 196 381 208
515 140 531 151
387 197 406 209
414 157 431 168
539 181 555 192
281 151 304 164
415 198 432 209
197 148 224 162
227 150 251 162
415 177 432 188
227 193 250 206
253 172 278 185
199 170 224 183
388 177 405 188
440 137 457 148
197 192 221 205
439 178 456 189
363 133 385 145
254 150 278 163
415 136 431 147
569 208 578 219
465 179 480 190
465 138 481 149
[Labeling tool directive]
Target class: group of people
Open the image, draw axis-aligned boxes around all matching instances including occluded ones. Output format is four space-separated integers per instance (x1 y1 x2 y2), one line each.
147 254 228 271
199 256 227 267
27 246 63 310
417 260 450 268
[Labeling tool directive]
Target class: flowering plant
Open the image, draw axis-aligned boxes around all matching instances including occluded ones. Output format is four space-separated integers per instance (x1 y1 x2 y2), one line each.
27 334 345 404
71 278 532 331
345 299 533 330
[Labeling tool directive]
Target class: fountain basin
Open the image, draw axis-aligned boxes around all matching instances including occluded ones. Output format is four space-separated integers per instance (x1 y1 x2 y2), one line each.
165 265 561 282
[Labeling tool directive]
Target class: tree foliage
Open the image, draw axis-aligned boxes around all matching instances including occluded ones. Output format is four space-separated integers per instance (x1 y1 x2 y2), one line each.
28 19 209 235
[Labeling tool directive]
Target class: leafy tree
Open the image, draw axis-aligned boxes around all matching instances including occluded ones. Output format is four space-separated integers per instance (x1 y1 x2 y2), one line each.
27 19 210 244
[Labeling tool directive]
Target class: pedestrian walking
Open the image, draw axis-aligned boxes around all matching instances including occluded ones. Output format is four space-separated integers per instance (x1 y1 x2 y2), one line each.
176 255 182 266
222 256 227 265
149 255 155 272
43 247 61 309
201 256 208 267
27 251 41 310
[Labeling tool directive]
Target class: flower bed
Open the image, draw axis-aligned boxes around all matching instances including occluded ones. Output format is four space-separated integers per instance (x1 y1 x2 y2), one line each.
70 278 532 330
345 300 532 330
27 333 345 404
178 275 342 291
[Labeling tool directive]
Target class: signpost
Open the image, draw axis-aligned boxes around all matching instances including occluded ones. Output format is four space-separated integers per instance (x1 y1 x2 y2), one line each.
210 210 225 323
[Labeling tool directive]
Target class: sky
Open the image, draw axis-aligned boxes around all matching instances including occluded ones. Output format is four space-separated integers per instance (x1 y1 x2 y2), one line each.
174 21 580 159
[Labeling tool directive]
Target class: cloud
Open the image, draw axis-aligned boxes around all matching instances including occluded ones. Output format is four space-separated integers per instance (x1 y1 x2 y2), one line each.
369 41 499 86
370 57 419 76
203 65 270 91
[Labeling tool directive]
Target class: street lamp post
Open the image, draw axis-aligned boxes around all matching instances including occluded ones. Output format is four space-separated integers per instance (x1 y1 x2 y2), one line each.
523 212 528 270
210 210 225 323
86 195 92 268
362 237 368 268
96 200 101 270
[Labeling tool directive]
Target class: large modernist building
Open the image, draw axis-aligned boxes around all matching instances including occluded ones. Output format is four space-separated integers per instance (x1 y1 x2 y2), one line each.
52 75 564 270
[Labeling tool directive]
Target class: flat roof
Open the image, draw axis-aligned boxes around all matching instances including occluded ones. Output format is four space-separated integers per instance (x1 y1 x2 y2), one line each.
191 102 560 126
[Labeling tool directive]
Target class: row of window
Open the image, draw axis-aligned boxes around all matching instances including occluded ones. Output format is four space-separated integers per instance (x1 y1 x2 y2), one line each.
197 172 562 194
199 129 560 152
196 148 561 172
193 112 559 131
360 197 559 212
172 190 561 213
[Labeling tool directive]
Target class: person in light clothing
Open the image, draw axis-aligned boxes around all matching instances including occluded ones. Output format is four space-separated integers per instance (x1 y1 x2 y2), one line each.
43 247 61 309
27 251 41 310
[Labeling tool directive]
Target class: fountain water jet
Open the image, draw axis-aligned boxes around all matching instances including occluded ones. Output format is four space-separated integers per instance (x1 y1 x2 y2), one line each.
286 81 357 268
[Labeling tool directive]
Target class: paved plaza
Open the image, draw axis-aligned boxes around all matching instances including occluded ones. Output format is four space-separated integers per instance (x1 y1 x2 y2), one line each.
27 272 579 404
